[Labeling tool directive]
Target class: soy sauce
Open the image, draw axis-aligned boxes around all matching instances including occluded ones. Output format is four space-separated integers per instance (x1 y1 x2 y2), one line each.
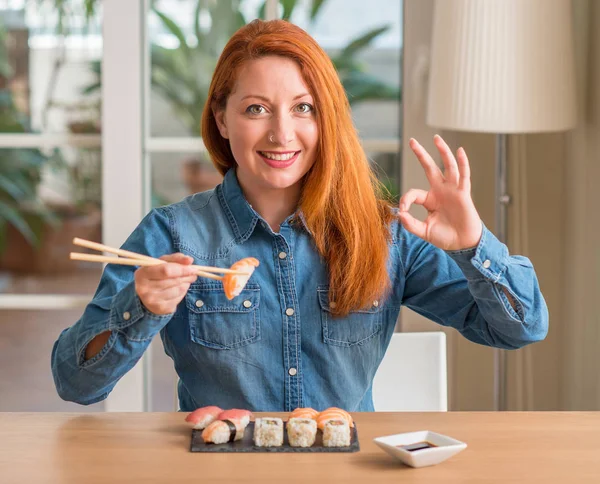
397 441 438 452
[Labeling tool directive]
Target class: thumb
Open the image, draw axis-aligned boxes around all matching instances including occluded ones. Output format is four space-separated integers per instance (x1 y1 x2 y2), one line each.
159 253 194 265
398 211 428 241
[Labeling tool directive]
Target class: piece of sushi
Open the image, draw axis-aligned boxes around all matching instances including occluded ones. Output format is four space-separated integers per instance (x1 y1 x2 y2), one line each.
287 418 317 448
316 407 354 430
223 257 260 300
289 407 319 420
322 419 351 447
217 409 253 427
201 418 248 444
253 417 284 447
185 405 223 430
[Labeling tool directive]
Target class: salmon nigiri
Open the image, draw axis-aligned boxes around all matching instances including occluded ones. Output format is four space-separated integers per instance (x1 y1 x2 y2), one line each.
290 407 320 420
217 409 254 427
316 407 354 430
202 418 248 444
223 257 260 300
185 405 223 430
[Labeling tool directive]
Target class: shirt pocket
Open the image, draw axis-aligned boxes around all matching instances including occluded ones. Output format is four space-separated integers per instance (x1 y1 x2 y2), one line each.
185 283 261 350
317 285 383 347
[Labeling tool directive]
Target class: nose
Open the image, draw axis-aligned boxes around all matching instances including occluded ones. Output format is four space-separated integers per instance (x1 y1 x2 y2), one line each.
268 113 295 146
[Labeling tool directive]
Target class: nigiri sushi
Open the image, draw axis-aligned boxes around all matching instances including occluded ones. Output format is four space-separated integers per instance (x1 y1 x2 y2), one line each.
316 407 354 430
217 408 253 427
185 405 223 430
290 407 320 420
223 257 260 300
202 418 248 444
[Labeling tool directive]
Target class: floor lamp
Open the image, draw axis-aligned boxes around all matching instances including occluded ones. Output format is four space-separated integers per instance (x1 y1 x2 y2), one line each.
425 0 577 411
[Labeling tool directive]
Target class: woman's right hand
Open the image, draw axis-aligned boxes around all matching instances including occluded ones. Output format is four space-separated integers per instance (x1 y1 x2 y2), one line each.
134 253 198 315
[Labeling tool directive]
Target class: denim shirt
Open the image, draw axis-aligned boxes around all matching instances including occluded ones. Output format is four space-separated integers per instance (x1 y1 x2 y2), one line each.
51 169 548 412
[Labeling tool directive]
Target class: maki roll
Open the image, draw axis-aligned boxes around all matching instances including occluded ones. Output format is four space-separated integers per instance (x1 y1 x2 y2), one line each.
287 418 317 447
322 419 351 447
253 417 284 447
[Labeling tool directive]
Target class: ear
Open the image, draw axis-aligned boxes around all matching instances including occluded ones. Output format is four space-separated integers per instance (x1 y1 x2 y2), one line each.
214 109 229 139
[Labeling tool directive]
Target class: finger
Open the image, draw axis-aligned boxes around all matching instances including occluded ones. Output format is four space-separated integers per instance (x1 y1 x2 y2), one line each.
399 189 429 212
143 284 191 308
456 146 471 191
398 211 428 241
140 261 198 281
146 274 198 291
433 134 459 184
160 253 194 265
409 138 443 185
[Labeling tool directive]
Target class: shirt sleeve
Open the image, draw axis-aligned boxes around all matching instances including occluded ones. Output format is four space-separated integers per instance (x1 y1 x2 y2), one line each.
397 222 548 349
51 206 177 405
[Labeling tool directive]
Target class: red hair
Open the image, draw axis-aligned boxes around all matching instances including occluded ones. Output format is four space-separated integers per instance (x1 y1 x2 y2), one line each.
201 20 394 316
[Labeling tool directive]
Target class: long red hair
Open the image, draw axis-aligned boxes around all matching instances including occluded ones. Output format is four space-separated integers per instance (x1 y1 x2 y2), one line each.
201 19 394 316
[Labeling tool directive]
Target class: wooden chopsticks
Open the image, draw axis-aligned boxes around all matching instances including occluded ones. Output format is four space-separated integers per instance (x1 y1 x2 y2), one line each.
69 237 250 281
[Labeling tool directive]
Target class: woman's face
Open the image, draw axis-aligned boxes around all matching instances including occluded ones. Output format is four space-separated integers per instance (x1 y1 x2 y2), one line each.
215 56 318 194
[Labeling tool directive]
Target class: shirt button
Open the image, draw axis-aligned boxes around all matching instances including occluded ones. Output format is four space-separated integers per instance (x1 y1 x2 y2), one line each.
373 300 379 308
285 308 295 316
329 301 337 309
288 368 297 376
278 251 287 259
195 300 204 308
123 311 131 321
483 259 492 269
243 300 252 308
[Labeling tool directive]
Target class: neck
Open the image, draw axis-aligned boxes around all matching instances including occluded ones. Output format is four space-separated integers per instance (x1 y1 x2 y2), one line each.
238 177 301 232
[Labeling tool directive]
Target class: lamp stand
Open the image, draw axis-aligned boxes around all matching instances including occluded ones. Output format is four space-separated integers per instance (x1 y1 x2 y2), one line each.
494 134 509 411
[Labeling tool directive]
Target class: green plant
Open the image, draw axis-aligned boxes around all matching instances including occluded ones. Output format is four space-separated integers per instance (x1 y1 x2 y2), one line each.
80 0 400 136
0 21 57 254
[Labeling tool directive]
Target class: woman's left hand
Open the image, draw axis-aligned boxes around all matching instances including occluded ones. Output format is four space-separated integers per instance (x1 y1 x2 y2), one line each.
398 135 483 251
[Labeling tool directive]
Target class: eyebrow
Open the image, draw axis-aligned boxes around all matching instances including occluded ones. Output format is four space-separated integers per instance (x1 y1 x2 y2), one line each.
240 93 312 102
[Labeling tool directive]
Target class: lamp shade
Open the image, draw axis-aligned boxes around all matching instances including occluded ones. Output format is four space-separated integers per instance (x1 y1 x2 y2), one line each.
426 0 577 133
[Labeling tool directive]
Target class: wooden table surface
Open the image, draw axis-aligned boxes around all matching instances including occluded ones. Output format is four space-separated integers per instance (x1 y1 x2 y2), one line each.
1 412 599 483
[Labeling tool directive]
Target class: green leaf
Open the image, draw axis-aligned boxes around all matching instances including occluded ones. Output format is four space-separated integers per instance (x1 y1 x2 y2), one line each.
281 0 298 20
0 201 39 248
340 25 390 58
341 71 400 104
153 9 192 60
310 0 326 20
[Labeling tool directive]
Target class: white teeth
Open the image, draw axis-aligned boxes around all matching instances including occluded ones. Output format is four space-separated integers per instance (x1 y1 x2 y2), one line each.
260 151 296 161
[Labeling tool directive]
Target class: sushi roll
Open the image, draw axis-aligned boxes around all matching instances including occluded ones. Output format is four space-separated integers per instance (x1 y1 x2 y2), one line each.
322 419 351 447
217 409 253 427
289 407 319 420
201 418 248 444
185 405 223 430
316 407 354 430
287 418 317 448
253 417 284 447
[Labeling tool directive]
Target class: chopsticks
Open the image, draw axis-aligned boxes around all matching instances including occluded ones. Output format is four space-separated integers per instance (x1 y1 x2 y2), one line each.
69 237 251 281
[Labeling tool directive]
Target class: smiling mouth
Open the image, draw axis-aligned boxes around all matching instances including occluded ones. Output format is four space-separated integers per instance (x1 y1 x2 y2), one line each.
257 151 300 161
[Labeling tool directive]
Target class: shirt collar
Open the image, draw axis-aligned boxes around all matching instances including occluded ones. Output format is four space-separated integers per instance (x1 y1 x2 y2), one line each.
218 169 259 243
217 168 311 240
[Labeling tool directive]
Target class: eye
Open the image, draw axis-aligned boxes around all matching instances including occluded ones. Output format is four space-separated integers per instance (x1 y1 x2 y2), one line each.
295 103 313 114
246 104 266 115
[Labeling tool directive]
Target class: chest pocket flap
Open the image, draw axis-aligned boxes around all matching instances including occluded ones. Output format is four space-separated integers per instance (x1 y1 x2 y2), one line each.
186 283 260 349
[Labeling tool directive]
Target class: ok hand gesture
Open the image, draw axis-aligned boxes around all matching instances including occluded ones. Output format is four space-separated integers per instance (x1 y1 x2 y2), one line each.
398 135 483 251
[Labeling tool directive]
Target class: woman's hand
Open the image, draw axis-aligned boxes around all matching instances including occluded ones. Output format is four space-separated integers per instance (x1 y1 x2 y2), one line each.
399 135 483 251
134 253 198 315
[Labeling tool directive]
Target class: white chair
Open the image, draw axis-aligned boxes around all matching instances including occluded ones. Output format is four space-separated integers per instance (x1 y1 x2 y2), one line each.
372 331 448 411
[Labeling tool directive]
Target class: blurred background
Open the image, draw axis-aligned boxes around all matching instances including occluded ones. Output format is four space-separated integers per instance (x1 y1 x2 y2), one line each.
1 0 598 416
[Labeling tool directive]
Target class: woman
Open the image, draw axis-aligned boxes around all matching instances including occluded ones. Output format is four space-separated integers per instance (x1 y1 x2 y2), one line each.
51 20 548 412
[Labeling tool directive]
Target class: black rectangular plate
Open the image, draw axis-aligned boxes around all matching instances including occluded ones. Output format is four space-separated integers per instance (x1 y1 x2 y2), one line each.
190 421 360 453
